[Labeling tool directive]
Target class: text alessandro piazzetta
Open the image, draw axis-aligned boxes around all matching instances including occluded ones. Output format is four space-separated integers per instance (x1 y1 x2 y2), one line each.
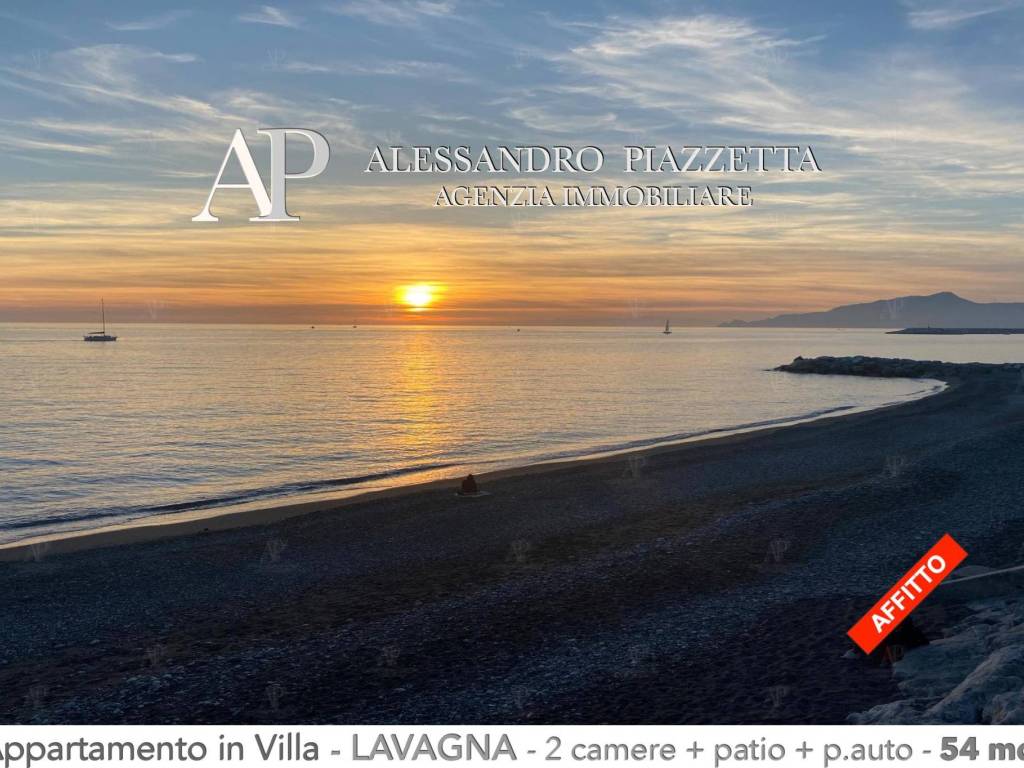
366 144 821 208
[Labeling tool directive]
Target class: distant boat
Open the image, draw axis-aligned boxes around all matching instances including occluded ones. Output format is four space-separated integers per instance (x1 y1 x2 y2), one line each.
662 319 672 335
84 300 117 342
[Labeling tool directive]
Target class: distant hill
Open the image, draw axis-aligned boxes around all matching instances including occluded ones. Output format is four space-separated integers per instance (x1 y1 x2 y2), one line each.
719 292 1024 328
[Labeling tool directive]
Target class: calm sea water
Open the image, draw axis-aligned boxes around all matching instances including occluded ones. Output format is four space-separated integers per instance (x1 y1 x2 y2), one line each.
2 324 1020 544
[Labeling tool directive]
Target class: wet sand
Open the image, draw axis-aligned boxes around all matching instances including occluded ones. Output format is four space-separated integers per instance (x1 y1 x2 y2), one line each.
3 360 1024 723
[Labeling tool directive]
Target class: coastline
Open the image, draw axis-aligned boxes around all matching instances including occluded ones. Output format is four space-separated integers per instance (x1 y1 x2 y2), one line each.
4 357 1024 724
0 376 946 561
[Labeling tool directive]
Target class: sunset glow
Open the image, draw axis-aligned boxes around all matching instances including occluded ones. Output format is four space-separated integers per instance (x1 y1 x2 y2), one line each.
1 3 1023 326
399 284 437 311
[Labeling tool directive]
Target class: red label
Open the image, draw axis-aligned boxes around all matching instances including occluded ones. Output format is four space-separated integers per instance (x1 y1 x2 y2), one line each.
848 533 967 654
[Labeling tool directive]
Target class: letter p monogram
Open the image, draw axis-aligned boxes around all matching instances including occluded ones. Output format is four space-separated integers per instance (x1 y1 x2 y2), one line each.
192 128 330 222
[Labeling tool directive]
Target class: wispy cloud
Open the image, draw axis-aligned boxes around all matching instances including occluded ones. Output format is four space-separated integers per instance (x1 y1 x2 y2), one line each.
904 0 1020 30
527 14 824 143
273 57 470 81
481 7 1024 250
542 14 1024 165
578 15 811 57
0 44 366 168
0 133 113 156
238 5 303 29
107 10 191 32
2 46 200 111
506 105 619 135
326 0 455 26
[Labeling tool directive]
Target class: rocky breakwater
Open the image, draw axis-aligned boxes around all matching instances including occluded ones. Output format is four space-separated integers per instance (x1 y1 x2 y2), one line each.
776 355 1024 380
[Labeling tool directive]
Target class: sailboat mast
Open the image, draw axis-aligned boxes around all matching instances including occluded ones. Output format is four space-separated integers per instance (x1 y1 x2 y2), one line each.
101 299 106 333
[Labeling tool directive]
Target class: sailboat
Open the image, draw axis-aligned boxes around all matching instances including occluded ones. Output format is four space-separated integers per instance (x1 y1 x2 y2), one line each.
84 300 117 342
662 319 672 335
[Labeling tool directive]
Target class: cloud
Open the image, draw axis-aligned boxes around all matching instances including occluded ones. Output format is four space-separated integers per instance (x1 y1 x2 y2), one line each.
540 14 1024 168
470 6 1024 257
238 5 303 29
0 134 113 156
577 15 809 57
0 44 366 168
107 10 191 31
507 105 619 135
58 45 198 86
904 0 1020 30
272 57 471 81
326 0 455 26
523 15 828 148
2 46 201 114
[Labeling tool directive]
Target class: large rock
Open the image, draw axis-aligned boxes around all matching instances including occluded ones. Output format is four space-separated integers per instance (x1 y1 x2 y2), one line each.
892 630 991 700
925 645 1024 722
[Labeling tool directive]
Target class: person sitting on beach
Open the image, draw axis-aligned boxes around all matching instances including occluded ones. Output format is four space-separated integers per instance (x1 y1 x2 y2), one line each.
459 474 479 495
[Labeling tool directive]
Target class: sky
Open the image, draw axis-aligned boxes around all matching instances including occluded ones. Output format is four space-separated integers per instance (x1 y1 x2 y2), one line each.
1 0 1023 325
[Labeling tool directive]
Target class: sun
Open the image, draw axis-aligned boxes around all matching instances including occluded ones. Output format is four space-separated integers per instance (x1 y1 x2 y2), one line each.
398 283 436 310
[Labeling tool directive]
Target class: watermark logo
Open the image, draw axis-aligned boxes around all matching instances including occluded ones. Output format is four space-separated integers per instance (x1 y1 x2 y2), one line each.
192 128 330 223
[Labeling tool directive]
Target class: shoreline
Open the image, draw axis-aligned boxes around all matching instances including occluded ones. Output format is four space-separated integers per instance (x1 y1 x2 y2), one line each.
5 356 1024 724
0 376 947 561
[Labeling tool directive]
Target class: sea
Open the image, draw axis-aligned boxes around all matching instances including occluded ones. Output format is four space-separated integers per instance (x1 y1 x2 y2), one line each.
2 324 1021 544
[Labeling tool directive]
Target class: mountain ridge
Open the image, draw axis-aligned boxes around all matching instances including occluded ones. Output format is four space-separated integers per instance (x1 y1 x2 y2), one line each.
719 292 1024 328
